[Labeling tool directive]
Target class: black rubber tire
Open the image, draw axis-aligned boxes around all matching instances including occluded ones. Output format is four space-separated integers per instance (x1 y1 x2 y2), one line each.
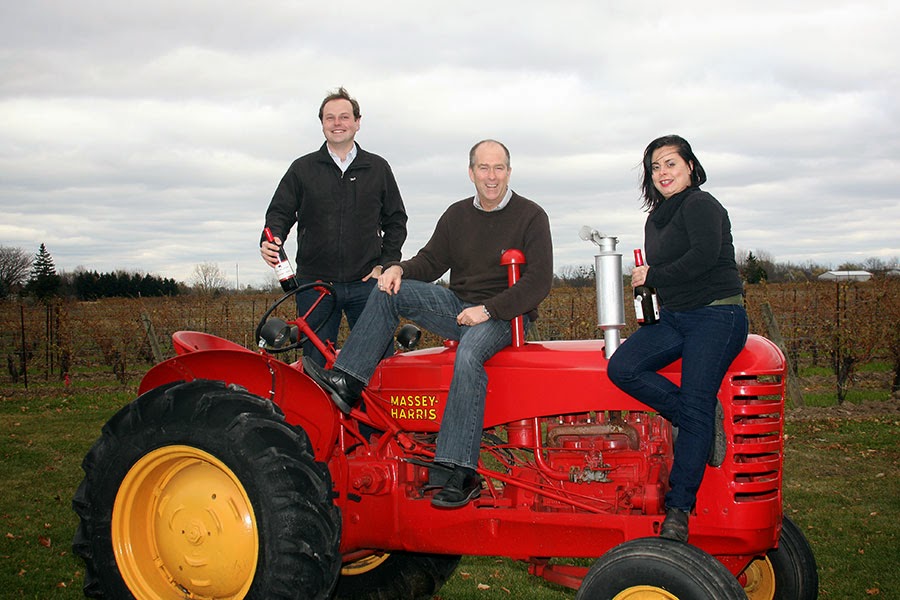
333 552 461 600
575 537 746 600
743 515 819 600
72 379 341 599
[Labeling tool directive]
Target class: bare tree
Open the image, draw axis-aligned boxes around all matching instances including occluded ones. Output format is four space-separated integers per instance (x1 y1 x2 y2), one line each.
0 245 32 297
191 262 228 295
554 264 595 288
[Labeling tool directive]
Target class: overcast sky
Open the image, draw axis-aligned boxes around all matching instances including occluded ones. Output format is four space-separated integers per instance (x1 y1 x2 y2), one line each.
2 1 898 288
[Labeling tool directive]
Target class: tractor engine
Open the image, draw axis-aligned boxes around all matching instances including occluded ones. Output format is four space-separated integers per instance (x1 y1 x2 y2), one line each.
492 410 671 515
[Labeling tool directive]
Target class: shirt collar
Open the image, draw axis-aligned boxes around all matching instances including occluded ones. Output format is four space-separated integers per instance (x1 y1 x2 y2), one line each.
328 143 357 173
473 187 513 212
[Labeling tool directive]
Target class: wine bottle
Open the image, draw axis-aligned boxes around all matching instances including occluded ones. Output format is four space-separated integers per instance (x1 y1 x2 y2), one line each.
633 249 659 326
264 227 299 292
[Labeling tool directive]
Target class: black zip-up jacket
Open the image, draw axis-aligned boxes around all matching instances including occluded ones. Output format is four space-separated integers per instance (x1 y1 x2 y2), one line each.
644 186 743 311
262 142 408 282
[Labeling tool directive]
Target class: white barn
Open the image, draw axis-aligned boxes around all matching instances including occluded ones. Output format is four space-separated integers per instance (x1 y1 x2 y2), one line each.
817 270 872 282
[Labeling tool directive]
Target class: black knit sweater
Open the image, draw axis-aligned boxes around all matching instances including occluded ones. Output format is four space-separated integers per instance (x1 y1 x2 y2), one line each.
644 187 743 311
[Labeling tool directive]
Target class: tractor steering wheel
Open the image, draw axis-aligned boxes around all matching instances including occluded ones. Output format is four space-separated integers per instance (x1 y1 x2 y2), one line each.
255 282 336 354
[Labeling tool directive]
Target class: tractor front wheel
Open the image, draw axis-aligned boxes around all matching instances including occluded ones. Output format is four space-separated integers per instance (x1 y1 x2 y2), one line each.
72 379 341 599
575 538 746 600
741 515 819 600
334 551 461 600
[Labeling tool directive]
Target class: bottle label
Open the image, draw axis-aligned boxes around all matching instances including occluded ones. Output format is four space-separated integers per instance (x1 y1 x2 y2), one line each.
274 260 294 282
635 291 660 324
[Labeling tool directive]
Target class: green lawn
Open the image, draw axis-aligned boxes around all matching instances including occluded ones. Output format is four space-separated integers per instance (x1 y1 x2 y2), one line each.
1 379 896 598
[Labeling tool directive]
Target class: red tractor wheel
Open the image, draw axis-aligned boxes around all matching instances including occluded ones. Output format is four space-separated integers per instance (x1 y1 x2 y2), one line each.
575 538 746 600
334 552 461 600
740 515 819 600
72 379 341 599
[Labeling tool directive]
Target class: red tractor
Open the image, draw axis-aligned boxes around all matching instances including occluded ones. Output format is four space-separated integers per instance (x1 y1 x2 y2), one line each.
73 234 817 599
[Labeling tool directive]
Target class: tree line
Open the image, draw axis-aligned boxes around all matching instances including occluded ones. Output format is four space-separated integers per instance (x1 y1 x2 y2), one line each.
1 244 182 301
3 242 898 303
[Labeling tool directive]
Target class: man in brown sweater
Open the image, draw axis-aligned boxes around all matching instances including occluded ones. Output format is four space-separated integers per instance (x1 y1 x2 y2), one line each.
305 139 553 508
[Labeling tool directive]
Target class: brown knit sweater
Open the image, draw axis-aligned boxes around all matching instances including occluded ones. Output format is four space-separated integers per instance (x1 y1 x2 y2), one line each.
392 192 553 321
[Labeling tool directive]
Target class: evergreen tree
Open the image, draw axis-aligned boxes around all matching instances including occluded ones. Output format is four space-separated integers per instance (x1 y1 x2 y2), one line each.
742 251 769 284
26 243 62 302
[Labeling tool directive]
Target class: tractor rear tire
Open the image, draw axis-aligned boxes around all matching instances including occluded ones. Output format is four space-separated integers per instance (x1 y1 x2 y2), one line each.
741 515 819 600
72 379 341 599
575 537 746 600
334 551 461 600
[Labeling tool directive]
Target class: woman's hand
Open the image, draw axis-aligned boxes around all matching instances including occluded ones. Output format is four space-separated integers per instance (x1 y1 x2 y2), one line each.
631 265 649 287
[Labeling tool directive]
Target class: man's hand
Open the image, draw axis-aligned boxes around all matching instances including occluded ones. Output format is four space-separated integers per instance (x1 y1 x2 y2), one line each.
457 305 490 327
377 265 403 295
362 265 384 282
260 236 282 268
631 265 649 288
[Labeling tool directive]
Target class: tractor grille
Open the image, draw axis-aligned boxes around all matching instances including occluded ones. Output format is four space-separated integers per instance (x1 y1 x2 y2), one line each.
728 374 784 503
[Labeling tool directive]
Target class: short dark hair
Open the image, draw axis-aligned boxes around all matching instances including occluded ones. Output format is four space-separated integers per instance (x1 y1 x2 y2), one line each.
468 139 511 169
318 87 361 122
640 134 707 211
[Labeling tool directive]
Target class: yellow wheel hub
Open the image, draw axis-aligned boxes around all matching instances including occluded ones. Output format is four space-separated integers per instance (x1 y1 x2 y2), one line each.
112 445 258 599
341 552 390 576
741 556 776 600
612 586 680 599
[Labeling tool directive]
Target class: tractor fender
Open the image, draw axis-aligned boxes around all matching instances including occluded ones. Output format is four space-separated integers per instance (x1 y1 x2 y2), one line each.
139 349 340 461
729 334 786 374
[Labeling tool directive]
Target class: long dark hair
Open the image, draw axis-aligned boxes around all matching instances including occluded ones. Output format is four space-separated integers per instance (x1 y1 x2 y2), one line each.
640 134 707 211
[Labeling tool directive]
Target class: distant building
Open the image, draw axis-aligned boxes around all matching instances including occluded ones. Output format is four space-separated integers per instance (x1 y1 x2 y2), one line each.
817 270 872 282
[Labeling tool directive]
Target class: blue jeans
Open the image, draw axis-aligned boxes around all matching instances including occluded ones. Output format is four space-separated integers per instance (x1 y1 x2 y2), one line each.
334 279 520 469
607 304 748 511
295 278 392 367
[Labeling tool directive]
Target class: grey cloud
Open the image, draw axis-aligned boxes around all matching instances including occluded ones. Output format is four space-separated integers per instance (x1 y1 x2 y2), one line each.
1 1 898 286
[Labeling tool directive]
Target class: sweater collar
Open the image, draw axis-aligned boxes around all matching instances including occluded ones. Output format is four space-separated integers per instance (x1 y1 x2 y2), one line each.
649 186 695 228
473 187 513 212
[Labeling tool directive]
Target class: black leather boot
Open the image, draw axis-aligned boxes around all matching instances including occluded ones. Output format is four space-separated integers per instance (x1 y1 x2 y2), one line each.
659 507 689 543
430 466 481 508
302 357 364 413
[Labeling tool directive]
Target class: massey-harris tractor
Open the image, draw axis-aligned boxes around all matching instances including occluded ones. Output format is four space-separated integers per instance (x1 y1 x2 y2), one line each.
73 232 818 600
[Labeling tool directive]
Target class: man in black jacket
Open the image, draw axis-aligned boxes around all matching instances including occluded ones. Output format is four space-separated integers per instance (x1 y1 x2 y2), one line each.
261 87 408 366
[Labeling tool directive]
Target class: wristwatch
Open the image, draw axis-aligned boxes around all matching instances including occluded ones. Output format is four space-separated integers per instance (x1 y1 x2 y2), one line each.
482 305 491 318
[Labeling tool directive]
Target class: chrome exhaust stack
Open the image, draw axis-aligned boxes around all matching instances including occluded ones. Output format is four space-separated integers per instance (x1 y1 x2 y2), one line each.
580 226 625 358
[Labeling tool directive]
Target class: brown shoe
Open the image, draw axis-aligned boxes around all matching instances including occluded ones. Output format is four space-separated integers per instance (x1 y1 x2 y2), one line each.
659 507 689 543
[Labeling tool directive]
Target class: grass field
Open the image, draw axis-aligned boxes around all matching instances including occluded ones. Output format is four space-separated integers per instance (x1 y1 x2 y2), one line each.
1 373 897 599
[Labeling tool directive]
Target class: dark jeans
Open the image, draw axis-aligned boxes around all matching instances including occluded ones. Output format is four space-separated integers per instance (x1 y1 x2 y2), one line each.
333 279 521 469
295 278 392 367
607 304 748 511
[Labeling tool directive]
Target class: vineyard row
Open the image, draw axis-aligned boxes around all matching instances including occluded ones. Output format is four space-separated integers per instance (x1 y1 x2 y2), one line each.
2 279 898 399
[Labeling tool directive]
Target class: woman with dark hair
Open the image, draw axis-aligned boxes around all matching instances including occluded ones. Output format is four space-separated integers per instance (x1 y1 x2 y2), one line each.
608 134 748 543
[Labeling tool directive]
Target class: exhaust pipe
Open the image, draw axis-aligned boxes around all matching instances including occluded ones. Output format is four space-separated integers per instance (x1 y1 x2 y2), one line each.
580 227 625 358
